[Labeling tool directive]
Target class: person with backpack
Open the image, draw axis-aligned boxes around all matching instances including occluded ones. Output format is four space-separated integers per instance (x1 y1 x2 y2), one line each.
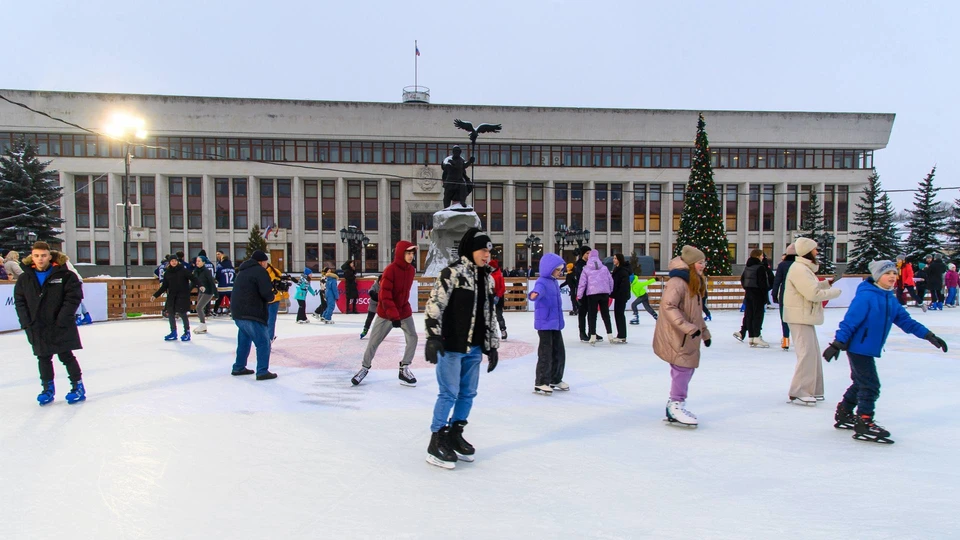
734 249 773 348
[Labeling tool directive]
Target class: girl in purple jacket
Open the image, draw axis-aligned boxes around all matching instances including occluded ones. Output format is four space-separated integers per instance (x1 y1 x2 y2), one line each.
528 253 568 395
577 249 614 344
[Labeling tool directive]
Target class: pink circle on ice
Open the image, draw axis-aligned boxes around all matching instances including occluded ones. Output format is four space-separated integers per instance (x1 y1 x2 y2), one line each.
270 333 535 369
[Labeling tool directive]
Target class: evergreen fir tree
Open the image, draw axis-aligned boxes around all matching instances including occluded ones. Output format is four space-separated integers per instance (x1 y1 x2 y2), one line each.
0 139 65 252
904 166 945 260
246 225 268 258
946 197 960 257
674 113 731 276
797 191 836 275
846 172 901 274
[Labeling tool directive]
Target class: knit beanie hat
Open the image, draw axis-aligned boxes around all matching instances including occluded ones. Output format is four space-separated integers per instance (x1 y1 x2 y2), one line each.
251 250 268 262
785 243 797 256
303 267 313 276
457 228 493 260
679 245 705 265
794 237 818 257
869 260 898 282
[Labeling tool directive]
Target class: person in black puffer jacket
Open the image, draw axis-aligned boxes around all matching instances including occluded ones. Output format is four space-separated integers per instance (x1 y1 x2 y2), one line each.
737 249 772 347
610 254 632 342
152 254 201 341
771 243 797 350
342 260 359 313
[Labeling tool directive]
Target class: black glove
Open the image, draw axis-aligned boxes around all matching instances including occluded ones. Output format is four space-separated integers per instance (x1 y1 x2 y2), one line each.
822 340 846 362
392 319 401 328
691 330 702 338
925 332 948 353
425 337 445 364
486 349 499 373
704 339 711 347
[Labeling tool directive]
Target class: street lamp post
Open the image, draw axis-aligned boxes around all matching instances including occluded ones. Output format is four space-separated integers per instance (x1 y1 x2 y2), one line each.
15 229 37 251
524 234 542 274
822 233 836 269
339 225 369 275
105 113 148 280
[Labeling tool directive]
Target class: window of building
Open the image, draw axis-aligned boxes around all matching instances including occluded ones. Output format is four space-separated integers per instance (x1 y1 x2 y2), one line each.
725 185 737 231
748 184 760 232
610 184 622 232
837 185 849 232
515 182 528 231
140 177 156 228
649 185 661 232
187 177 202 229
169 177 183 229
305 243 320 272
490 185 503 232
75 176 90 228
364 180 378 231
762 184 775 231
727 243 737 263
260 178 275 228
633 183 646 232
142 242 157 266
365 243 378 272
595 183 607 232
277 178 292 229
76 241 91 263
304 179 319 231
215 177 230 229
836 242 848 263
474 185 487 230
234 243 247 263
321 180 336 230
570 183 583 229
633 243 646 257
93 177 109 228
170 242 184 257
531 182 544 231
347 180 361 228
95 241 110 265
672 183 684 231
824 185 835 231
322 243 336 269
390 181 402 247
514 242 528 271
554 182 567 230
650 242 661 269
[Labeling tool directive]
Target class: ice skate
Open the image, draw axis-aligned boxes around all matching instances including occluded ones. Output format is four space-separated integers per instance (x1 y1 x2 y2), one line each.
322 318 335 324
180 331 191 342
426 427 458 470
703 314 712 321
534 384 554 395
448 421 475 462
665 399 698 428
312 313 322 320
750 336 770 348
351 367 369 386
194 323 207 334
37 381 55 406
65 381 86 404
629 315 640 325
834 402 856 430
853 414 894 444
732 331 744 342
164 331 178 341
588 335 597 346
81 312 92 325
781 337 790 351
399 364 417 387
920 303 927 312
610 337 627 344
789 396 817 406
549 381 570 391
296 320 308 324
359 329 368 339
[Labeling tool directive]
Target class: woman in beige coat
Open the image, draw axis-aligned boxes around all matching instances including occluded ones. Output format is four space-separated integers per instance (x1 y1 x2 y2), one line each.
653 245 711 427
4 251 23 281
782 237 841 405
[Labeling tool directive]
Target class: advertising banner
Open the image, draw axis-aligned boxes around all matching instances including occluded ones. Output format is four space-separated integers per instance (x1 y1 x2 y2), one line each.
0 282 108 333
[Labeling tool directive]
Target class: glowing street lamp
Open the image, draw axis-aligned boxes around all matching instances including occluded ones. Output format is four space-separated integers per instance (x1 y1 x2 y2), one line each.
105 113 148 281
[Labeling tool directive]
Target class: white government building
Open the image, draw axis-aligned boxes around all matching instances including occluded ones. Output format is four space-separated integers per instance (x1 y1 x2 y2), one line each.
0 89 894 275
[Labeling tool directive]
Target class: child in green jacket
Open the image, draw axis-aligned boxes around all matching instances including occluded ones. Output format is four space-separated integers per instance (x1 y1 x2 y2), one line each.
629 275 658 324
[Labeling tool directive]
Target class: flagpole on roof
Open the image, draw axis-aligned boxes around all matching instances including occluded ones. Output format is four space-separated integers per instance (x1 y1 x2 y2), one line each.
415 40 418 91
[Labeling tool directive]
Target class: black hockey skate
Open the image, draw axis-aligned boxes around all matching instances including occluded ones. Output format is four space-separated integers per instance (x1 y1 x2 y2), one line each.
447 420 475 462
834 402 856 430
852 414 894 444
426 426 458 469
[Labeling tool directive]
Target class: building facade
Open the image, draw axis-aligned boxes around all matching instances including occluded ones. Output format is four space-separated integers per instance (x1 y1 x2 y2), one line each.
0 90 894 274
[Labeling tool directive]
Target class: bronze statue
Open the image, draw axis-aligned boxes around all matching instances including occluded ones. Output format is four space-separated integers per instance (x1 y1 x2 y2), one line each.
441 145 474 208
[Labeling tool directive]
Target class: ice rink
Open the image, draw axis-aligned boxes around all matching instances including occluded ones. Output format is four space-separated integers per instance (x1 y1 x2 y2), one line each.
1 307 957 539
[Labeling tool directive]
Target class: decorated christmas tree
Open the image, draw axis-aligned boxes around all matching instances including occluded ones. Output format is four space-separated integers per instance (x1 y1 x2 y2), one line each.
904 167 945 260
797 191 835 275
846 171 901 274
0 139 64 252
674 113 731 276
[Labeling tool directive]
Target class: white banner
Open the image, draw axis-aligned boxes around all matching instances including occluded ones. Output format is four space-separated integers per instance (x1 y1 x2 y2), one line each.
0 282 109 333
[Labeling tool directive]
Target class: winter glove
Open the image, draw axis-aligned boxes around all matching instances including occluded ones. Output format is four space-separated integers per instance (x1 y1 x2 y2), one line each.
486 349 499 373
925 332 948 353
822 340 846 362
425 337 445 364
704 339 711 347
691 330 702 339
392 319 402 328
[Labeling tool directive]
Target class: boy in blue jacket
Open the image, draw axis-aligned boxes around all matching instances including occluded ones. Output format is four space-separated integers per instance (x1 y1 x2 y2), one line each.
528 252 568 395
823 260 948 443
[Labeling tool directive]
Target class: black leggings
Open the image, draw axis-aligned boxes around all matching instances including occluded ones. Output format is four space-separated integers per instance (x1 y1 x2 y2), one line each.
586 294 613 337
613 297 628 339
38 351 82 384
296 299 307 321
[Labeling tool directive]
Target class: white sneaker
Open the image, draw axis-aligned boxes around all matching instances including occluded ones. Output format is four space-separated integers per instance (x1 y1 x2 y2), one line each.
789 396 817 406
193 323 207 334
665 399 698 427
534 384 553 395
750 336 770 348
549 381 570 391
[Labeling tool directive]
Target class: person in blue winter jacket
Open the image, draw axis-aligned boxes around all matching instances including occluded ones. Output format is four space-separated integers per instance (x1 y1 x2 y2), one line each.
822 260 948 444
528 252 569 395
294 268 318 323
322 268 340 323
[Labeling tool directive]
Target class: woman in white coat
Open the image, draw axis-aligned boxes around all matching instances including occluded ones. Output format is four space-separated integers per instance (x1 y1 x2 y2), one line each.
782 238 841 405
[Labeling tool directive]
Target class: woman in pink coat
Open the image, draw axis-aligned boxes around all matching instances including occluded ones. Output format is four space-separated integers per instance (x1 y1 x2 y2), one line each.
576 250 614 344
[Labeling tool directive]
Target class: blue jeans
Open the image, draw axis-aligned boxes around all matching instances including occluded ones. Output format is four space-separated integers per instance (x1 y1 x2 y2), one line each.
430 345 483 432
233 319 272 375
323 297 336 320
842 352 880 416
267 301 280 339
947 287 958 306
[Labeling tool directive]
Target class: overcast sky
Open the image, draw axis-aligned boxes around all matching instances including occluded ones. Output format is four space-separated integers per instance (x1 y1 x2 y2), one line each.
2 0 955 211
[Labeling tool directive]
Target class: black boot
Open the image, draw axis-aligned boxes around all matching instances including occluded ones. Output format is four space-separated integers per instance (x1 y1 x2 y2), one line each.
834 402 856 430
447 420 475 462
853 414 893 444
426 427 458 469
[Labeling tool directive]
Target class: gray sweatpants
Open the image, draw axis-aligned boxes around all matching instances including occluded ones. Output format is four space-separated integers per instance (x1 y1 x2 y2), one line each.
362 316 418 369
196 293 215 324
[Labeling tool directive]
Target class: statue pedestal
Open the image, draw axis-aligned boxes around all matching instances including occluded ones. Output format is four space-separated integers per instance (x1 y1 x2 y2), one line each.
423 207 482 277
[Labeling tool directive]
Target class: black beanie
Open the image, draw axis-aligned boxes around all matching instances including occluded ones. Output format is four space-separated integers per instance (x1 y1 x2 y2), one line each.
458 228 493 260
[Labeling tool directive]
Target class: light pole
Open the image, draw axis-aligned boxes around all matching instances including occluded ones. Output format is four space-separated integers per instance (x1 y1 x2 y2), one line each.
339 225 370 275
105 113 148 279
524 234 542 274
15 229 37 252
822 232 836 268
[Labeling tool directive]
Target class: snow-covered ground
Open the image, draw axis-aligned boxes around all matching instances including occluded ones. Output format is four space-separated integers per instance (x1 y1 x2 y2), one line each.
1 307 958 540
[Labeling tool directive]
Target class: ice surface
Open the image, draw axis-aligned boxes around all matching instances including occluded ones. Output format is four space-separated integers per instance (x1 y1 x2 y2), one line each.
1 308 958 539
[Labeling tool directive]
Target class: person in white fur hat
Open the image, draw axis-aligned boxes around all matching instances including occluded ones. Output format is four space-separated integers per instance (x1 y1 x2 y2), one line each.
781 237 841 406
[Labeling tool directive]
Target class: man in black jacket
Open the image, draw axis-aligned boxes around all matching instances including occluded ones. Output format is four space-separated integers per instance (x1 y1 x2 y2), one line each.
230 250 277 380
423 228 500 469
926 254 947 310
574 246 592 341
14 242 86 405
152 254 201 342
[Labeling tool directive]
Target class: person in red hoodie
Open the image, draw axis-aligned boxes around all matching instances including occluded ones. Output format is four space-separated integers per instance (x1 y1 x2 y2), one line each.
489 259 508 340
896 254 923 309
351 241 419 386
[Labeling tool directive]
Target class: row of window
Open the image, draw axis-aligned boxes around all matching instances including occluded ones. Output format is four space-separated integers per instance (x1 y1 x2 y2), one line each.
6 131 875 170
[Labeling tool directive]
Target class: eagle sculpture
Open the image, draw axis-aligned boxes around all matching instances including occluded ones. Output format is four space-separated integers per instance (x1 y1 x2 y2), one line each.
453 119 502 144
